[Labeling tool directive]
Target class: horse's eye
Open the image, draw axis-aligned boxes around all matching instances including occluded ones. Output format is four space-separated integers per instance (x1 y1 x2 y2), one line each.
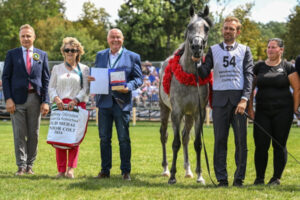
187 24 193 31
204 25 209 33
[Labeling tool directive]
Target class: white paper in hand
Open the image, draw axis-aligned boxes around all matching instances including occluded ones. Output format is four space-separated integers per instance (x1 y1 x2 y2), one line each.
90 68 109 94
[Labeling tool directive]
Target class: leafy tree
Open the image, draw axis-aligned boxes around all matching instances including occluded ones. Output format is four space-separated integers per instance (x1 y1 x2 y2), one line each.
232 3 266 60
34 15 101 63
75 1 111 49
257 22 287 41
208 2 266 60
284 5 300 59
0 0 65 59
116 0 208 60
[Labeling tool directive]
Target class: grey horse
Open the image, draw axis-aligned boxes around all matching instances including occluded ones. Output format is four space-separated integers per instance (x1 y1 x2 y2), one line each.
159 5 213 184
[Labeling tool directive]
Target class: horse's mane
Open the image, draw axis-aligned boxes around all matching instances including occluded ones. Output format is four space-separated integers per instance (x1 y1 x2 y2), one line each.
175 43 185 57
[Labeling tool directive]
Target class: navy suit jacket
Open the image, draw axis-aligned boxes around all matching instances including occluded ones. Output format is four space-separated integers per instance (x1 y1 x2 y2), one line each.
95 48 143 111
2 47 50 104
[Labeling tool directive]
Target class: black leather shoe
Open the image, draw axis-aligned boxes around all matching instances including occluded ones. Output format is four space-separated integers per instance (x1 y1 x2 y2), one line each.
95 172 110 179
268 177 280 185
253 178 264 185
233 179 243 187
217 180 228 187
123 173 131 181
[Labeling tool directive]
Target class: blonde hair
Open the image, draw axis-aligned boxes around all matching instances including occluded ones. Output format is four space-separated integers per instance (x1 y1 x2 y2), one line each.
19 24 35 36
224 16 242 31
60 37 85 63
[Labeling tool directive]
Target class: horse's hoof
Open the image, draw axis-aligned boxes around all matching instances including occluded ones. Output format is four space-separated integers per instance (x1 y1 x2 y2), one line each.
185 173 194 178
162 171 170 177
168 178 177 184
197 177 206 185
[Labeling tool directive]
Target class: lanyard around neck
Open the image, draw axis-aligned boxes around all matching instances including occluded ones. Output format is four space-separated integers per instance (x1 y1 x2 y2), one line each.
65 62 83 88
108 49 123 68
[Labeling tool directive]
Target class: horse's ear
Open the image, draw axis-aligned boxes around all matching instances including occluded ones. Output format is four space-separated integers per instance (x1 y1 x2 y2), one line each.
203 5 209 17
190 5 194 17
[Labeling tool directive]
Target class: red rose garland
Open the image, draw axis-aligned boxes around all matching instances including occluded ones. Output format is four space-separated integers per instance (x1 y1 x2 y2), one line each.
162 52 213 107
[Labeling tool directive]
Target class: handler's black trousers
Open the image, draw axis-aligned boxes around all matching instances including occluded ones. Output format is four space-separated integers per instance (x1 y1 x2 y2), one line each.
254 105 293 180
213 102 248 182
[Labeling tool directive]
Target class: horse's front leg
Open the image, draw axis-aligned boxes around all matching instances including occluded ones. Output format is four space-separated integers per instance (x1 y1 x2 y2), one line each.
194 110 205 184
168 111 182 184
160 102 171 177
182 115 194 178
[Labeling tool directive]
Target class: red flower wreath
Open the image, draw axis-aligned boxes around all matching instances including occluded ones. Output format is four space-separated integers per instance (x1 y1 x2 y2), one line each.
162 52 213 107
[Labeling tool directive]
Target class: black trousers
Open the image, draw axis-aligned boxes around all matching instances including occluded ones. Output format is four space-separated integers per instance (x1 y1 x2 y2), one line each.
254 104 293 180
213 102 248 182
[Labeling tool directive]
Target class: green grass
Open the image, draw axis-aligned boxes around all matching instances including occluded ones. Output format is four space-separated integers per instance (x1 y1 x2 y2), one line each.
0 120 300 200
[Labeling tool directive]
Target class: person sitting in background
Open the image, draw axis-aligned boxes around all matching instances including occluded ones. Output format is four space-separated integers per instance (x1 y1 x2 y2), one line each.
48 37 89 178
248 38 300 185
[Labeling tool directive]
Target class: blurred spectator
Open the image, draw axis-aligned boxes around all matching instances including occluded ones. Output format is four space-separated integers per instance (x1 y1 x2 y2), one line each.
290 59 295 67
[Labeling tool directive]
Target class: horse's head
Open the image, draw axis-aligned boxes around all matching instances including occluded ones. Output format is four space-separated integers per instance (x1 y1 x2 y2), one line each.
185 5 213 60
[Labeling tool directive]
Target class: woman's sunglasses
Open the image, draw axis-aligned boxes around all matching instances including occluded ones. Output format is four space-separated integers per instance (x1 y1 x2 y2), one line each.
64 48 79 53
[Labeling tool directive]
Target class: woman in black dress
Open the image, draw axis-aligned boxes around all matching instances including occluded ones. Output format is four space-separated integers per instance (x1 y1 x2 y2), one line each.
248 38 300 185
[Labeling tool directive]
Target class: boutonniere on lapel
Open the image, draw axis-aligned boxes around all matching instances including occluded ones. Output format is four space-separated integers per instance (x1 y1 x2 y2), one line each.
33 53 41 63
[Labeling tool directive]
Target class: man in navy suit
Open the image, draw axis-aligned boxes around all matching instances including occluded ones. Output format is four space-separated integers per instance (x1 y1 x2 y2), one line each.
89 28 143 180
2 24 50 175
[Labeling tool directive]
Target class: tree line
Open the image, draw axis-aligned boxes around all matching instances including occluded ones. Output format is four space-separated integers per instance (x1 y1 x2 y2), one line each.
0 0 299 62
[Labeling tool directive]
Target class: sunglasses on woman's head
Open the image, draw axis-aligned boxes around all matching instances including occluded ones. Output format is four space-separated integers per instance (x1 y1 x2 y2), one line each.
64 48 79 53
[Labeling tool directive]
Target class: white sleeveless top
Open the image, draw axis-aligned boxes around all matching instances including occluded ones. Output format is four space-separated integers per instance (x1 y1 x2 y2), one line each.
211 43 246 91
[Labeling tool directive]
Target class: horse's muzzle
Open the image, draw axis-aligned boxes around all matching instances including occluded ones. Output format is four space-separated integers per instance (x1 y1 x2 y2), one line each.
191 44 202 58
191 37 204 58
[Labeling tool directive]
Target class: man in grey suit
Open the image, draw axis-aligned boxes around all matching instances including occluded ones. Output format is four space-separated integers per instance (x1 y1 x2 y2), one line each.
197 17 254 186
2 24 50 175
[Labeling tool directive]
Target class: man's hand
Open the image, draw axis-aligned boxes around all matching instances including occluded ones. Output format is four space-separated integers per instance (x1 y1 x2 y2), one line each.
235 99 247 115
116 87 129 93
87 76 95 82
192 56 201 63
6 98 16 114
40 103 49 116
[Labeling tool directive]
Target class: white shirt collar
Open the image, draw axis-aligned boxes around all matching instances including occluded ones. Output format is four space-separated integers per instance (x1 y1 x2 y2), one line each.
223 42 236 48
22 46 34 52
109 47 123 56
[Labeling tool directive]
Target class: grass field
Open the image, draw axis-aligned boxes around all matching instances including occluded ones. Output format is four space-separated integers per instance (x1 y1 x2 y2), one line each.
0 120 300 200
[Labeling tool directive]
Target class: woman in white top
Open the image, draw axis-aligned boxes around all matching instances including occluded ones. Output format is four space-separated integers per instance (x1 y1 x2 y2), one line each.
49 37 89 178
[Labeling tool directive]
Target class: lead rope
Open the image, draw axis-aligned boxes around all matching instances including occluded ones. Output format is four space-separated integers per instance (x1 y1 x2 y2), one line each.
194 61 217 186
245 112 300 165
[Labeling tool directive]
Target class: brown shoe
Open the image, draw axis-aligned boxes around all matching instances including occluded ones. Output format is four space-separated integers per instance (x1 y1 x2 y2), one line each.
95 172 110 179
123 173 131 181
26 167 34 175
15 167 26 176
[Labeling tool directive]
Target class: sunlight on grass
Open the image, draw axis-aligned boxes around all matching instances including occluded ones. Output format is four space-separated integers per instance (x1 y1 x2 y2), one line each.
0 120 300 199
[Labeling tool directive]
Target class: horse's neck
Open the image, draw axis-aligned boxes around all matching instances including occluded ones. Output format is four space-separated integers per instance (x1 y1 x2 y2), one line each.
180 45 198 74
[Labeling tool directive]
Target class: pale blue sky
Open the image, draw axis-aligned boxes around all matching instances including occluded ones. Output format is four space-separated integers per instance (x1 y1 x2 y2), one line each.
65 0 298 24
